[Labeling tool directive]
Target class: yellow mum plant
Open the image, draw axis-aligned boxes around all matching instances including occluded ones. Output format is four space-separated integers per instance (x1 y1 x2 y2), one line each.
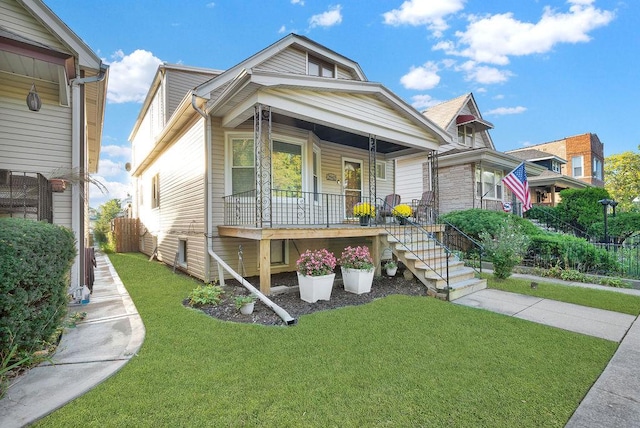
353 202 375 217
392 203 412 218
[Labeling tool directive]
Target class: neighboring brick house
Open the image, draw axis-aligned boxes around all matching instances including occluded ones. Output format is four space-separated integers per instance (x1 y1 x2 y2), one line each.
507 133 604 187
506 149 588 207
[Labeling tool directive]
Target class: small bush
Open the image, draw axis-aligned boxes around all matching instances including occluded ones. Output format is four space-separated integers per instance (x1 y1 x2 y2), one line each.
480 218 530 279
188 284 224 306
440 209 541 240
0 218 76 355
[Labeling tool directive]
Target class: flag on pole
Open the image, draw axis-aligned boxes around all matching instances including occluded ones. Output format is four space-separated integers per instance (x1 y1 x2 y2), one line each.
502 162 532 212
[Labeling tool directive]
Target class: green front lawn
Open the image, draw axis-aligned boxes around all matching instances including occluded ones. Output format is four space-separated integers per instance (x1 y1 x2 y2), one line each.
485 274 640 316
38 253 617 427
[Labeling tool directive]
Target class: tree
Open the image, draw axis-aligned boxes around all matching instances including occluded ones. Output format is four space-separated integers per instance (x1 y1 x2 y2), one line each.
605 149 640 212
555 187 610 234
93 199 122 245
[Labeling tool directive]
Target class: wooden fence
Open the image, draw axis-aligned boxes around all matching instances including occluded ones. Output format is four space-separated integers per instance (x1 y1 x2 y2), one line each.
112 217 139 253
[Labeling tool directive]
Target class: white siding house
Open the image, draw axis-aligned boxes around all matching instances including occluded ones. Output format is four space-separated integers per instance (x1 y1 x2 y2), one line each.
129 34 450 294
0 0 108 288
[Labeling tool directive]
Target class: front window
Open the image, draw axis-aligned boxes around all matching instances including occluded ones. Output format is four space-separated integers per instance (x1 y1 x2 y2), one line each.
376 161 387 180
458 125 474 146
572 156 583 177
231 138 255 194
272 141 302 193
476 167 503 200
552 160 561 173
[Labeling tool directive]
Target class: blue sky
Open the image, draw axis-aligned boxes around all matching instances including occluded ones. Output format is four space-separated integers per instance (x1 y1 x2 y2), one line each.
44 0 636 207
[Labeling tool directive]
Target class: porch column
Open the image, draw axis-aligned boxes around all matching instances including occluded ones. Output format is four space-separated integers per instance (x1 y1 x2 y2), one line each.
259 239 271 294
254 104 272 228
368 135 377 210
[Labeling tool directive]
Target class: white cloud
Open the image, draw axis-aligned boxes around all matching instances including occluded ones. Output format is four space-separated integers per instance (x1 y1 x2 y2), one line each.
101 144 132 159
89 176 131 208
485 106 527 116
106 49 163 103
97 159 126 178
444 1 614 65
278 25 287 34
291 0 304 5
493 94 504 100
410 94 443 110
309 5 342 28
400 61 440 90
206 2 215 8
458 61 513 84
383 0 465 37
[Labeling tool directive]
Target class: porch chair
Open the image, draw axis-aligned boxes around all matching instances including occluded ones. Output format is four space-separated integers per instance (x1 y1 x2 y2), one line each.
378 193 401 222
412 190 435 224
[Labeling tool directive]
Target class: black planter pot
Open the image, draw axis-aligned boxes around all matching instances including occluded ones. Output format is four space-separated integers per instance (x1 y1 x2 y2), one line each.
359 216 370 226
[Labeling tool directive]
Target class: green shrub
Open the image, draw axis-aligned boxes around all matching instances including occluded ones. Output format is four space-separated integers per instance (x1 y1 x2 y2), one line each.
527 234 620 275
188 284 224 306
480 218 530 279
440 209 541 240
0 218 76 358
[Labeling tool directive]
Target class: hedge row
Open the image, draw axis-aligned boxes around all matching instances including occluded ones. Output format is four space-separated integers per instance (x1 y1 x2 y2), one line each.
0 218 76 353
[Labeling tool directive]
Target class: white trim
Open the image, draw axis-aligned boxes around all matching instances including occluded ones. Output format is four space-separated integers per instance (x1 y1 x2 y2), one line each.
376 160 387 181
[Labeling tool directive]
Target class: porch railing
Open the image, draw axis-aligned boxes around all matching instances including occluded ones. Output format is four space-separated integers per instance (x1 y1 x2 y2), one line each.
377 197 450 292
223 189 375 227
440 218 484 274
0 170 52 222
525 205 590 240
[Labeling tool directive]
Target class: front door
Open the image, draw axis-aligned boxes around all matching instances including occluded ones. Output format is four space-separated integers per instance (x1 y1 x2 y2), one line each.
343 158 362 219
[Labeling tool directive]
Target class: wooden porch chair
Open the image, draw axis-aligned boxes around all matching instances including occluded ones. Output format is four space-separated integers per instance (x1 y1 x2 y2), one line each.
412 191 435 224
378 193 401 222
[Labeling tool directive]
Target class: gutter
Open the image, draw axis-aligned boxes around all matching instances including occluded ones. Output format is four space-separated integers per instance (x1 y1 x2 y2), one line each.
191 94 296 325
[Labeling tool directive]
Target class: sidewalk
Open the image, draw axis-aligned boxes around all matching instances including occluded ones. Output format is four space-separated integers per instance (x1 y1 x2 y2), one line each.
0 251 145 428
454 272 640 427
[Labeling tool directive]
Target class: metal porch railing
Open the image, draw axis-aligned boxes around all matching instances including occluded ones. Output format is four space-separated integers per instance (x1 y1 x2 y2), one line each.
0 170 52 222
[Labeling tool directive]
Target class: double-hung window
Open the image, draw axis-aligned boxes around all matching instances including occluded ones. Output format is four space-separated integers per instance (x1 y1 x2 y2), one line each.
572 156 583 177
476 168 503 200
593 157 603 180
231 138 255 194
458 125 473 146
308 55 335 78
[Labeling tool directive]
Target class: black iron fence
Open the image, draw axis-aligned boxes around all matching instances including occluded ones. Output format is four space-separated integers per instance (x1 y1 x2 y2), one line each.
223 189 377 227
440 219 484 274
0 170 52 222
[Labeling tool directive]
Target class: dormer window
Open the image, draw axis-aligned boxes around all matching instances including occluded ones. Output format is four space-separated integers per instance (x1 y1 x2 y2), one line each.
308 55 334 78
458 125 474 146
552 160 561 173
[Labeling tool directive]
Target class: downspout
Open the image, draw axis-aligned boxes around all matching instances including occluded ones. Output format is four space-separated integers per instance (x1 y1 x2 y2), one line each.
69 63 108 288
191 94 296 325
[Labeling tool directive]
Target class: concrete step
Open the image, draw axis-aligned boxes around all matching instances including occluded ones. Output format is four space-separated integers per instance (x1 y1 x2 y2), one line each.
426 267 477 290
448 278 488 301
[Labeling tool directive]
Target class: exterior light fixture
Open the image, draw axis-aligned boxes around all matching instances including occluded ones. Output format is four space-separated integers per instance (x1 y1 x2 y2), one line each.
26 83 42 111
26 59 41 112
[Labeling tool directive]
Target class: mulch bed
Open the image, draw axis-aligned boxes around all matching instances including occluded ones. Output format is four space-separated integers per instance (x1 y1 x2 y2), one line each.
185 269 427 326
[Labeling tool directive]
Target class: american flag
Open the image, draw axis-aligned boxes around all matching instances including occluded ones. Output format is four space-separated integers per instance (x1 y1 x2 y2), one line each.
502 162 532 212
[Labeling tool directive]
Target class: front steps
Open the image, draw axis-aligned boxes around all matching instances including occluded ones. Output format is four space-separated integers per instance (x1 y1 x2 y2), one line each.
385 232 486 301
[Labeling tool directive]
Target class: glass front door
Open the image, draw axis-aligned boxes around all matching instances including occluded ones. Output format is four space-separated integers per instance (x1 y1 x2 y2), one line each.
343 159 362 219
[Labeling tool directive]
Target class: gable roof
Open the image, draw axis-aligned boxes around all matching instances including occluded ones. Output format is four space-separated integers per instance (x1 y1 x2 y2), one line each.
423 92 494 150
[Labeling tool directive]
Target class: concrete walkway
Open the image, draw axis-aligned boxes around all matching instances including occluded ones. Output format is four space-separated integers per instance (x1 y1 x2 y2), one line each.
0 251 145 428
454 273 640 427
1 261 640 427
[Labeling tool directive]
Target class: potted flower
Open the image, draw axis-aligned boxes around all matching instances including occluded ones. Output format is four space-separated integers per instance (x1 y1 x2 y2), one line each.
384 260 398 276
296 249 337 303
339 245 374 294
234 295 257 315
392 203 412 225
353 202 375 226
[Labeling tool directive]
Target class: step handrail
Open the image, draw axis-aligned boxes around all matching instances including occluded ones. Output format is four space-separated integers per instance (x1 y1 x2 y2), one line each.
438 218 484 275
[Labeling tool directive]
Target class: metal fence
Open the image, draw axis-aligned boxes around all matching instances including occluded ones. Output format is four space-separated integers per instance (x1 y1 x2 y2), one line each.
0 170 52 222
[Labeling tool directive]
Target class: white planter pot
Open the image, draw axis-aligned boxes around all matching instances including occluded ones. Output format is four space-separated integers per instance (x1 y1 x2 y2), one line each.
386 267 398 277
297 272 335 303
240 301 255 315
341 267 374 294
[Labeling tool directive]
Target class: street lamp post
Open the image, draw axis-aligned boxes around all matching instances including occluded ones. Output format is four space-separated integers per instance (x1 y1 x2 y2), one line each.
597 198 618 246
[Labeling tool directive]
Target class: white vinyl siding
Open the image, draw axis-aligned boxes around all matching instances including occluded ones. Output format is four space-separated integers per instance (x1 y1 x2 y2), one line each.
165 69 219 120
0 74 72 228
137 120 206 279
0 0 69 51
395 156 425 203
255 47 307 74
